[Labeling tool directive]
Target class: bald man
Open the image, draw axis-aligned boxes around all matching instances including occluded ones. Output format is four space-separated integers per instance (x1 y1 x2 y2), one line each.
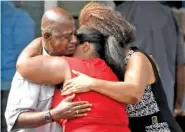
5 8 91 132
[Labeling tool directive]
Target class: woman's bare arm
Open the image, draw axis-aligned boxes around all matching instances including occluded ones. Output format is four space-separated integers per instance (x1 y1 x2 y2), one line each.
90 52 154 104
17 55 68 84
16 37 68 84
63 52 155 104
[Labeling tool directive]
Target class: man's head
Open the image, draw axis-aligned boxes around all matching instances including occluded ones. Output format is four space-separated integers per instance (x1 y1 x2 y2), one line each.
79 2 135 47
41 7 77 56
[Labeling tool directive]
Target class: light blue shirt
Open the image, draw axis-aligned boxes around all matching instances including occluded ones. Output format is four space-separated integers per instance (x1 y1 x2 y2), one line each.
1 1 35 85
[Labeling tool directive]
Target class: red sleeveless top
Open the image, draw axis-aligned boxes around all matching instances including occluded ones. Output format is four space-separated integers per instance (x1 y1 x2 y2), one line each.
51 57 130 132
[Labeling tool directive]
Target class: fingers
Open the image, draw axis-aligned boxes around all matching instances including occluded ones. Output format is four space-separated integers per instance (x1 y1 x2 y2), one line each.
62 91 72 95
62 89 79 95
74 113 87 118
70 103 91 119
71 101 91 107
77 108 91 114
63 94 75 102
73 108 91 118
72 70 83 76
63 83 74 92
63 79 74 90
73 103 92 110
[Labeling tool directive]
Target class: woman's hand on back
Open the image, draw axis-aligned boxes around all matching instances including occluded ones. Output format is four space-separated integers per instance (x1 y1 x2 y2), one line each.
62 70 94 95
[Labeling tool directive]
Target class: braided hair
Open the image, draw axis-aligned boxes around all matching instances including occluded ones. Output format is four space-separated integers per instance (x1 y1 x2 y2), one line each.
79 2 135 48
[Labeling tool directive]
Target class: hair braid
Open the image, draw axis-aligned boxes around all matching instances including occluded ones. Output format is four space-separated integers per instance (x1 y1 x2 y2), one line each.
79 2 135 47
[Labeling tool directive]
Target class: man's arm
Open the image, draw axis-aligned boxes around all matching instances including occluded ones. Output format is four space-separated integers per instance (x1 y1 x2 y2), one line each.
14 95 90 129
14 111 48 129
5 73 40 131
5 73 91 131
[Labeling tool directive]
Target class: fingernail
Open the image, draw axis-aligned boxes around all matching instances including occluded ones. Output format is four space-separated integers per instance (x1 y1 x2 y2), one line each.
88 108 91 111
62 92 69 95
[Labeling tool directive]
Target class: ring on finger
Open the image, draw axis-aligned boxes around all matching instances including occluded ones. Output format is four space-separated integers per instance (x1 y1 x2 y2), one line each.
76 110 79 114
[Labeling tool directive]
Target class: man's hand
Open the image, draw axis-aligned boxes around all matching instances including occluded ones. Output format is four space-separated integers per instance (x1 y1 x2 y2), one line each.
50 94 91 121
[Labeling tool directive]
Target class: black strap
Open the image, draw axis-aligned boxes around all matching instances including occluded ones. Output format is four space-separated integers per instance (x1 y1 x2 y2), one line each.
130 47 160 82
129 47 183 132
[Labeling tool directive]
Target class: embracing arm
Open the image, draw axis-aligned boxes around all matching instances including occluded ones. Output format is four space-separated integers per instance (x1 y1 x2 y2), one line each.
14 111 50 129
91 52 153 104
16 38 68 84
14 95 90 129
64 52 154 104
17 55 68 84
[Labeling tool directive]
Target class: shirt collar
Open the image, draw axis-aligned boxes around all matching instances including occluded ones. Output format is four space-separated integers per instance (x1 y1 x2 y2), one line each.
42 47 49 56
42 39 49 56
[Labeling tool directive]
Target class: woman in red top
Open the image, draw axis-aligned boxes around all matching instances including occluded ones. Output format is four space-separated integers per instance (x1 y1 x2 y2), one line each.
17 27 130 132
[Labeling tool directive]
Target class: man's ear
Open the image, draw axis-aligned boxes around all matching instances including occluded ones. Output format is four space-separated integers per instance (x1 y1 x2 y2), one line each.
43 32 51 40
83 42 90 52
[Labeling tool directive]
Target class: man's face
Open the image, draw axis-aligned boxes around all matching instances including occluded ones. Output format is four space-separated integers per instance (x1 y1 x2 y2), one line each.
45 20 77 56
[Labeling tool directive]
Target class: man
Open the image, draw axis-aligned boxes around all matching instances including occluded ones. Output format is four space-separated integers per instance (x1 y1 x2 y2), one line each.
5 8 91 132
116 1 185 112
1 1 35 131
1 1 35 89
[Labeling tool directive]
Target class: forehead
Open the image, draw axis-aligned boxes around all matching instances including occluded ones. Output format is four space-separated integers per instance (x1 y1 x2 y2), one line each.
53 20 76 35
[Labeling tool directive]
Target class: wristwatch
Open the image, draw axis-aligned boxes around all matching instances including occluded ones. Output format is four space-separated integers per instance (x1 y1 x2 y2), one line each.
44 110 53 123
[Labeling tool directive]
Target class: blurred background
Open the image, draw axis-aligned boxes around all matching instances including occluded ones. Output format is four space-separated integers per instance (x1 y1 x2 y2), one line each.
1 1 185 132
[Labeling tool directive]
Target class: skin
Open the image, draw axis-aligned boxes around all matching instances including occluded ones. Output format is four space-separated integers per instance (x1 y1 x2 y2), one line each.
14 8 91 129
16 4 157 128
17 4 156 109
15 38 97 129
61 2 156 104
62 51 156 104
174 65 185 116
17 35 156 105
40 7 77 56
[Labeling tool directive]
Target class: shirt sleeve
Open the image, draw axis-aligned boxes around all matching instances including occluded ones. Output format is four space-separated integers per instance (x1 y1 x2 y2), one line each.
176 32 185 65
5 72 41 131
